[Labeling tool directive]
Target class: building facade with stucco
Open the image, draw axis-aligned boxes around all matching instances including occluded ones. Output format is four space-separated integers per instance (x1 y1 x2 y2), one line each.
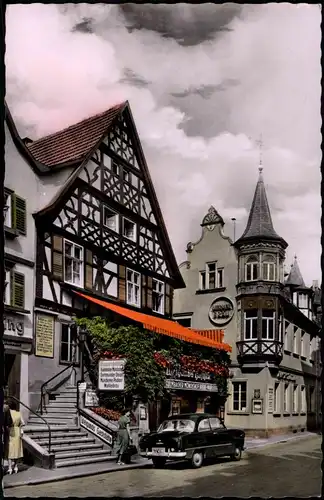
173 168 321 437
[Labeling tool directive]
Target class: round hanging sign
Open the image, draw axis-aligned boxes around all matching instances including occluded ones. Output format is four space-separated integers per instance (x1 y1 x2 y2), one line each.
208 296 235 326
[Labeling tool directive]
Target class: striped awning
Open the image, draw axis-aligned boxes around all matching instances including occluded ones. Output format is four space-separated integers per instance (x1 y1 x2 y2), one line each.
76 292 231 352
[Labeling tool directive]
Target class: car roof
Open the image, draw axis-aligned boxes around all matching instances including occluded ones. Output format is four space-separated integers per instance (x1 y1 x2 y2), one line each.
165 413 217 421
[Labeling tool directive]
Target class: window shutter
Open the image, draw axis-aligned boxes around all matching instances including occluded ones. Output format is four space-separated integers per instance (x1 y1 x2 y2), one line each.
118 265 126 302
12 194 27 235
165 283 172 316
147 276 153 309
85 249 93 290
52 235 63 280
141 275 147 308
10 271 25 309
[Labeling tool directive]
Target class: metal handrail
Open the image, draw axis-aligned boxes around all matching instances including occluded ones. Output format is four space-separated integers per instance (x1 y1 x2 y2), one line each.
7 395 52 454
40 362 76 414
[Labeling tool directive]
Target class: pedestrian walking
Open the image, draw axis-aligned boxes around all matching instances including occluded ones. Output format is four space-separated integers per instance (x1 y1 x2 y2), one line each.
3 401 13 471
115 409 132 465
7 400 25 474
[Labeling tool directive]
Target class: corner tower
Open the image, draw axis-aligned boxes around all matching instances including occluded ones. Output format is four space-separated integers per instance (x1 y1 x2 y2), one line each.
234 168 288 365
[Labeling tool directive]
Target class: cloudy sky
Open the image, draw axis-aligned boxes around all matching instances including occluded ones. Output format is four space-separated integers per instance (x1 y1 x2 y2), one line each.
6 4 321 285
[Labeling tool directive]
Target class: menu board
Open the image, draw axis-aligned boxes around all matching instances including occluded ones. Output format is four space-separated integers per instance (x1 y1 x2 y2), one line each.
35 314 55 358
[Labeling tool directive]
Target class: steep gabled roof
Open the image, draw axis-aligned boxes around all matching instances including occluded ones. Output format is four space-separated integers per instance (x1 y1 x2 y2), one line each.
285 256 307 288
236 168 287 247
27 104 125 167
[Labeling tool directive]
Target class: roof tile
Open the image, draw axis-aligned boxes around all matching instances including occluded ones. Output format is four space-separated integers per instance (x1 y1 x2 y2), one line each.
27 103 125 167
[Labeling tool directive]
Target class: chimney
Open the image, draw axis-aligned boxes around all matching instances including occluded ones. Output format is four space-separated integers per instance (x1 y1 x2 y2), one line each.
312 280 319 289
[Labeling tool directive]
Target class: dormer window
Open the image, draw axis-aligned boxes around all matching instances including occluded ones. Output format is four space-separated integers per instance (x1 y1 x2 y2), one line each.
245 256 258 281
262 255 276 281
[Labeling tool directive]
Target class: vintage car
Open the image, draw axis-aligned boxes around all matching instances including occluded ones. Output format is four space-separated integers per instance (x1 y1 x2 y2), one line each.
139 413 245 469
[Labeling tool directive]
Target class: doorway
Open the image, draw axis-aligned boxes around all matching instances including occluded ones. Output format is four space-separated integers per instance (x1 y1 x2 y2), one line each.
4 352 21 402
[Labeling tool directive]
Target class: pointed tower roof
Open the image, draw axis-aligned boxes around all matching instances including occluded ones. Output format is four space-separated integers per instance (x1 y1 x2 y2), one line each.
236 168 287 247
285 256 307 288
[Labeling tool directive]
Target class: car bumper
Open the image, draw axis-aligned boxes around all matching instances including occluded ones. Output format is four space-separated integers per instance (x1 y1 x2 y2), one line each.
140 451 187 459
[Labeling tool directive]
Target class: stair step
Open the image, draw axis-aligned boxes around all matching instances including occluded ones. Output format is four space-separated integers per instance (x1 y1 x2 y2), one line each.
37 436 95 446
25 425 80 433
29 430 87 440
27 419 75 426
30 412 76 418
55 449 111 460
52 397 77 402
56 455 116 468
40 410 77 416
51 442 104 453
46 403 76 408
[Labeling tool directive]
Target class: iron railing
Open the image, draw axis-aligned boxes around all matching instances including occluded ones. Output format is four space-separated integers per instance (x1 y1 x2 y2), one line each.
39 362 76 415
7 395 52 454
237 339 283 359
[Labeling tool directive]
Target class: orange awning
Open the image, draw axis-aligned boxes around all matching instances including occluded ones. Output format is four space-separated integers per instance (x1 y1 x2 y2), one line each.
76 292 231 352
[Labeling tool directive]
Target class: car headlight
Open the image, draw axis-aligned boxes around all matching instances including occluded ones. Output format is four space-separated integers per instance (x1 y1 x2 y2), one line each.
170 448 175 452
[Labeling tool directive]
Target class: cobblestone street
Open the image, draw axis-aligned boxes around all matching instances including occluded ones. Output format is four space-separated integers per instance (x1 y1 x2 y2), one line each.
6 435 321 498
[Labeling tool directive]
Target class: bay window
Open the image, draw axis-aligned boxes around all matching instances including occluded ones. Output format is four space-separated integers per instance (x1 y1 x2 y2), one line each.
245 256 258 281
64 240 83 287
261 310 275 340
262 255 276 281
126 269 141 307
244 310 258 340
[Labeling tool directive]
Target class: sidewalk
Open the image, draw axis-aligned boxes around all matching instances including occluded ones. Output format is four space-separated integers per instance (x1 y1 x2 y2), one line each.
3 431 317 489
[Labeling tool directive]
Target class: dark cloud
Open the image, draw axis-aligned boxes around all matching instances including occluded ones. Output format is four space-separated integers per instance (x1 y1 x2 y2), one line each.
172 79 240 99
119 4 243 46
72 18 93 34
120 68 151 88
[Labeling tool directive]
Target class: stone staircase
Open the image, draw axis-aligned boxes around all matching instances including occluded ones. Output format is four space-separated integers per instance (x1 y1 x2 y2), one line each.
25 386 115 468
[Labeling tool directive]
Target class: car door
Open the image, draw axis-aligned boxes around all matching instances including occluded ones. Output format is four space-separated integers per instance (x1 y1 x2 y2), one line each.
196 417 214 458
209 418 233 455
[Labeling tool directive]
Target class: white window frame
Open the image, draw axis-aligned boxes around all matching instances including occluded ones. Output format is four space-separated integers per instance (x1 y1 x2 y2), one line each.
293 328 298 354
298 293 308 309
126 269 141 308
123 217 137 242
245 257 258 281
283 383 290 413
4 269 11 305
263 261 276 281
199 262 224 290
244 310 258 340
274 382 280 413
300 386 306 413
217 268 224 288
4 191 12 228
261 310 275 340
103 206 119 233
232 381 247 412
63 239 84 288
152 278 165 315
60 323 79 364
206 262 216 289
300 331 305 357
292 385 298 413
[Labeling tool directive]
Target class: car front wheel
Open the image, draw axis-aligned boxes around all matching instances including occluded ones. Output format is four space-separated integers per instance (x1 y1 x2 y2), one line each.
191 451 204 469
230 446 242 461
152 457 167 468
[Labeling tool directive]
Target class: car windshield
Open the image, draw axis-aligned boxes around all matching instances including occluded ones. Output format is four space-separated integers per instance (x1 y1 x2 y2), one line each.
158 419 195 433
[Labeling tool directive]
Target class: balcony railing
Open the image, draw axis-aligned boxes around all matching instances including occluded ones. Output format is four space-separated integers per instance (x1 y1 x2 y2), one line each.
237 339 283 362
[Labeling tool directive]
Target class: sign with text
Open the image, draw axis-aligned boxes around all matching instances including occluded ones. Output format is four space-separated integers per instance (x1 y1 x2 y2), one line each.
268 387 274 414
208 297 235 326
4 316 24 337
80 416 113 445
166 378 218 393
35 314 55 358
85 389 99 407
98 359 126 391
166 367 214 383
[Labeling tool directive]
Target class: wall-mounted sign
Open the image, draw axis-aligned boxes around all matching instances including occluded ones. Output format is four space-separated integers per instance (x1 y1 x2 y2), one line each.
166 379 218 393
98 359 126 391
268 387 274 414
35 314 55 358
166 367 213 383
252 398 263 414
80 415 113 445
254 389 261 399
209 297 235 326
139 406 147 420
4 317 24 336
85 389 99 407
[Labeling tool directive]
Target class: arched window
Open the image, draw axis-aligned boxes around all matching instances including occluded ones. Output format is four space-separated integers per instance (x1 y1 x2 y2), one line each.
262 255 276 281
245 256 258 281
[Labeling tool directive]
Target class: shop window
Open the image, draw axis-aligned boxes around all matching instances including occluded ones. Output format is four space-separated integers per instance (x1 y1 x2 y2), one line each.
284 383 289 412
60 324 79 364
103 206 119 233
262 255 276 281
126 269 141 307
232 381 247 412
244 310 258 340
4 188 27 235
123 218 136 242
64 240 83 287
292 385 298 413
152 279 164 314
198 418 211 432
261 310 275 340
245 256 258 281
274 382 280 413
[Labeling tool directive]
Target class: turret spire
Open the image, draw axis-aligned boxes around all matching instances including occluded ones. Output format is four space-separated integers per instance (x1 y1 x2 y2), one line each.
285 256 306 288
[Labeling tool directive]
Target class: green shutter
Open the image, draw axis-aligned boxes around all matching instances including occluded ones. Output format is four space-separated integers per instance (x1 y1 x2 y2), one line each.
10 271 25 309
52 235 64 280
12 194 27 235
